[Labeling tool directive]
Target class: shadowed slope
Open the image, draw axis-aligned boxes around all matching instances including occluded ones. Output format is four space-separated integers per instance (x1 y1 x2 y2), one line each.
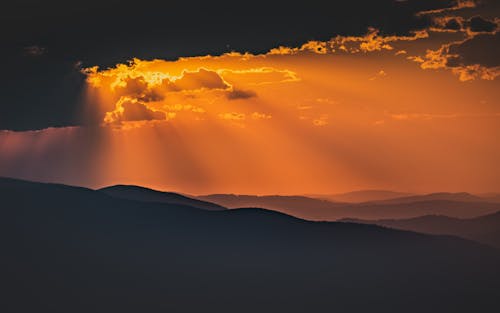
341 211 500 248
100 185 226 211
1 177 500 313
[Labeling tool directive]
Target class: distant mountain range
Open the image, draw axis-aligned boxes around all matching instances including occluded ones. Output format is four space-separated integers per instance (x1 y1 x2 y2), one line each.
341 211 500 249
367 192 487 204
309 190 414 203
198 193 500 220
478 193 500 203
2 176 500 312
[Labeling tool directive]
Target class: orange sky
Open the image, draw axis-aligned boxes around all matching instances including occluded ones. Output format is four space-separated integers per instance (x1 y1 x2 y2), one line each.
1 24 499 195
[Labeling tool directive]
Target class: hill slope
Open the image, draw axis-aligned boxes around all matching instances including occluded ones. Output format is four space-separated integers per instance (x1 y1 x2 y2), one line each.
1 177 500 313
341 211 500 248
100 185 226 211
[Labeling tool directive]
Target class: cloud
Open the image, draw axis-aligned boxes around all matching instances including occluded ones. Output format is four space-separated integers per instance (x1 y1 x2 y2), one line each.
268 28 429 55
104 98 166 124
444 18 463 31
218 112 245 121
369 70 387 81
121 101 166 122
251 112 272 120
390 112 500 121
313 115 329 126
78 0 497 129
417 0 477 16
226 89 257 100
467 16 498 34
409 30 500 81
430 15 498 34
431 16 465 32
174 69 229 90
448 33 499 68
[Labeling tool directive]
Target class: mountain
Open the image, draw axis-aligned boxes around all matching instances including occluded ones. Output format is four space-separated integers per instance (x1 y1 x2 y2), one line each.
340 211 500 248
478 193 500 203
331 200 500 220
99 185 226 211
2 177 500 312
312 190 414 203
370 192 486 205
197 194 346 219
199 193 500 221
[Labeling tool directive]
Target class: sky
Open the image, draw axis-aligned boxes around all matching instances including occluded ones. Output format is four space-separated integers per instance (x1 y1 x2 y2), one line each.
0 0 499 195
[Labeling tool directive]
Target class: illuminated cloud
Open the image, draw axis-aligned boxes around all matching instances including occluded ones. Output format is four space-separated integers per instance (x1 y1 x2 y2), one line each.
84 58 300 127
313 115 329 126
121 101 166 122
104 98 166 124
174 69 229 90
369 70 387 81
268 28 428 55
417 0 477 16
251 112 272 120
410 31 500 81
390 112 500 121
431 16 465 32
218 112 245 121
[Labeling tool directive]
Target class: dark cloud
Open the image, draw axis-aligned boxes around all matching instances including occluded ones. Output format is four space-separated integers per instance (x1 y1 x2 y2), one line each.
448 32 500 67
444 18 463 31
121 101 165 122
467 16 498 33
226 89 257 100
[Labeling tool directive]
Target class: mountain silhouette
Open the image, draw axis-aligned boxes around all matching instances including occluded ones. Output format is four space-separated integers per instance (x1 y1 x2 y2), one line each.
100 184 226 211
368 192 486 205
200 193 500 220
1 177 500 313
197 194 346 216
311 190 414 203
478 193 500 203
341 211 500 248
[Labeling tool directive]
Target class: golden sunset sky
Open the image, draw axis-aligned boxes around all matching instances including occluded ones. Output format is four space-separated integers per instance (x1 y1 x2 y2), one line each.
1 1 499 194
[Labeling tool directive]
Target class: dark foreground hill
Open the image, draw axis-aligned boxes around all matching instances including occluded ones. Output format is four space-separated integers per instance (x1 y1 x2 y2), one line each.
341 211 500 248
100 185 226 211
1 177 500 313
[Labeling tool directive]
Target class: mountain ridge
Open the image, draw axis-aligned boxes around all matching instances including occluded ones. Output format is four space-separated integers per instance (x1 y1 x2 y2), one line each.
340 211 500 248
100 184 226 211
2 177 500 312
